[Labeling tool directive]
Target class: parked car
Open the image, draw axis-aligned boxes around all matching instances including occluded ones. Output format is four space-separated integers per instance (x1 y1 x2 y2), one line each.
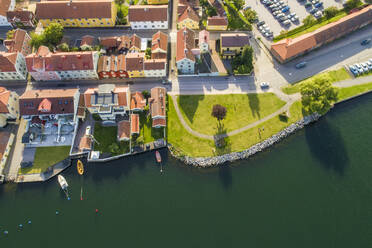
276 13 285 19
295 61 307 69
257 21 265 26
282 20 291 25
85 126 91 136
311 0 319 4
282 6 290 12
291 15 299 22
310 8 318 14
361 39 371 45
280 16 288 21
260 82 270 88
305 2 312 8
314 11 322 18
314 2 323 8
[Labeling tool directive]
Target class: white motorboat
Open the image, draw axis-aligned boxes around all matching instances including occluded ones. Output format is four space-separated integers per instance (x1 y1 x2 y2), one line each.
58 175 68 190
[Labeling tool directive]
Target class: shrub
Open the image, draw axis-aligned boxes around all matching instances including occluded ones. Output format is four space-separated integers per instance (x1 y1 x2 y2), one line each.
343 0 362 11
324 6 339 19
302 15 316 26
57 43 69 52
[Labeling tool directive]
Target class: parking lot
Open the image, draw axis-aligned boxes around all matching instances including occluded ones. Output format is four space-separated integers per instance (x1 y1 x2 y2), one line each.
247 0 344 38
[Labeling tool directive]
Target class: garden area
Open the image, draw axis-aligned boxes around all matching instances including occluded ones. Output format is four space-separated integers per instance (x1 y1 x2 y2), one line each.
177 93 286 136
231 45 254 74
19 146 71 174
222 0 252 31
282 68 351 94
93 123 130 156
337 81 372 101
136 112 164 145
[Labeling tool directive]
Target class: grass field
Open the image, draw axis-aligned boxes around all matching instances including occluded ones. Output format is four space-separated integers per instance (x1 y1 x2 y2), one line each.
139 112 164 144
93 123 129 156
19 146 70 174
177 93 286 136
282 68 351 95
337 82 372 101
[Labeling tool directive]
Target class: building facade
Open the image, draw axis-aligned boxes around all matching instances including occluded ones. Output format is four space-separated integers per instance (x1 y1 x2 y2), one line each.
176 28 196 74
199 30 209 53
149 87 166 128
128 5 168 30
97 55 128 79
0 52 27 81
35 0 116 28
147 0 168 4
151 31 168 59
144 59 167 77
0 87 19 127
126 53 145 78
26 46 99 81
177 6 199 30
220 33 250 58
206 16 228 30
0 0 15 26
7 10 36 28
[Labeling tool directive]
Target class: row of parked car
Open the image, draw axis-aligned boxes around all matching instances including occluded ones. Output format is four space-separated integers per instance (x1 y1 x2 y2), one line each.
301 0 324 18
348 58 372 77
257 21 273 38
261 0 299 26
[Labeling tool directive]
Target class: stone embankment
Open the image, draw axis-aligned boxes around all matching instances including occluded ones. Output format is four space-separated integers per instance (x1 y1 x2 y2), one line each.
169 114 321 167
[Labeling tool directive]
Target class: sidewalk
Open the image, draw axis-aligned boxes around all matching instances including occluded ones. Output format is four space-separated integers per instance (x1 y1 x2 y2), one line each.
334 75 372 88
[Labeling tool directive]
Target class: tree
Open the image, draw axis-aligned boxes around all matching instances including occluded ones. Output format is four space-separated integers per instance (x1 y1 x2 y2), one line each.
232 45 253 74
206 6 217 17
244 9 257 23
324 6 339 19
57 42 69 52
142 90 150 99
145 47 151 59
302 15 316 26
6 30 15 39
43 23 64 46
81 44 93 51
29 32 45 49
115 0 124 5
343 0 362 11
233 0 244 10
211 104 227 122
300 78 339 115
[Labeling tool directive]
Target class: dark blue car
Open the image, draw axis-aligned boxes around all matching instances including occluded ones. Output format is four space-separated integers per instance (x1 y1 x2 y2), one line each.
295 62 307 69
314 2 323 8
282 6 290 12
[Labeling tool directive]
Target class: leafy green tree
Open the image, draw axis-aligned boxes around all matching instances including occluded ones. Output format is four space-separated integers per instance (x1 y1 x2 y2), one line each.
57 42 69 52
212 104 227 122
43 23 64 46
109 143 120 154
302 15 316 26
343 0 362 11
324 6 339 19
206 6 217 17
81 44 93 51
115 0 124 5
142 90 150 99
244 9 257 23
145 47 151 59
232 45 253 74
29 32 45 49
6 30 15 39
232 0 244 10
300 78 339 115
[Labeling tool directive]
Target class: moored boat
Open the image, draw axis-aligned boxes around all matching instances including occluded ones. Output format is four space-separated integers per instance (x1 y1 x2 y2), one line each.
58 175 68 190
77 160 84 175
155 151 161 163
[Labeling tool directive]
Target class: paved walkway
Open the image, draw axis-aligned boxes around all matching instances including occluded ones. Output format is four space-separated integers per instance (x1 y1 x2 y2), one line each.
334 75 372 88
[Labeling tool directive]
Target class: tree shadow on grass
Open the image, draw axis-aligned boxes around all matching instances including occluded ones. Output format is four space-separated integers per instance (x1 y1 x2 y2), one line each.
305 118 349 175
247 93 260 119
178 95 204 123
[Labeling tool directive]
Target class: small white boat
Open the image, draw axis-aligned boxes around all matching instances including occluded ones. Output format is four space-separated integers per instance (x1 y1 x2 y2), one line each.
58 175 68 190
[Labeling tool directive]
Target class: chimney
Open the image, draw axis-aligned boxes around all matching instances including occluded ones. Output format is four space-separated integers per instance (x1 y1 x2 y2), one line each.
35 92 39 98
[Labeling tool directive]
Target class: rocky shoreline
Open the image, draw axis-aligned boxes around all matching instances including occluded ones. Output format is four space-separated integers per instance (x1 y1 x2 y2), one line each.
168 113 321 167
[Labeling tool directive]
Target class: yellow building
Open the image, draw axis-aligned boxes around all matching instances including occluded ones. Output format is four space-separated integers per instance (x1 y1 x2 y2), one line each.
35 0 116 28
126 53 145 78
147 0 168 4
177 6 199 30
206 16 228 31
220 33 250 59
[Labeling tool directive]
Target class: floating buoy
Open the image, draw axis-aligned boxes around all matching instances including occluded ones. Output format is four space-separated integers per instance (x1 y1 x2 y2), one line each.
4 230 8 235
28 220 32 224
67 197 71 201
95 209 99 213
77 160 84 175
56 210 59 215
19 224 23 228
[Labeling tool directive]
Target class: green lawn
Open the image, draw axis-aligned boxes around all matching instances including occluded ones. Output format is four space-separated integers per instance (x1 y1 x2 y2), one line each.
177 93 286 136
282 68 351 95
273 11 347 42
93 123 129 156
138 112 164 144
337 82 372 101
19 146 70 174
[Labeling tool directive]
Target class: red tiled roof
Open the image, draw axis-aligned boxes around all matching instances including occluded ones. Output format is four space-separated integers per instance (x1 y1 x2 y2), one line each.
144 59 166 70
207 16 227 26
0 87 11 114
178 6 199 23
81 35 95 47
117 120 130 141
4 29 31 56
152 118 166 127
99 37 119 48
125 53 144 71
84 85 128 108
35 0 114 19
0 0 11 17
151 31 168 54
97 55 126 73
130 92 146 110
271 6 372 62
176 27 195 62
79 135 92 151
38 98 52 112
150 87 166 119
0 52 18 72
128 5 168 22
77 94 85 118
26 46 97 72
131 114 139 134
6 10 35 23
19 88 78 116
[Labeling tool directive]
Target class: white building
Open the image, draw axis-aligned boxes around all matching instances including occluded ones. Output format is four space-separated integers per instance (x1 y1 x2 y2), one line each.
26 46 99 81
0 0 15 26
176 28 196 74
0 52 27 81
128 5 168 30
0 87 19 127
199 30 210 53
144 59 167 78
